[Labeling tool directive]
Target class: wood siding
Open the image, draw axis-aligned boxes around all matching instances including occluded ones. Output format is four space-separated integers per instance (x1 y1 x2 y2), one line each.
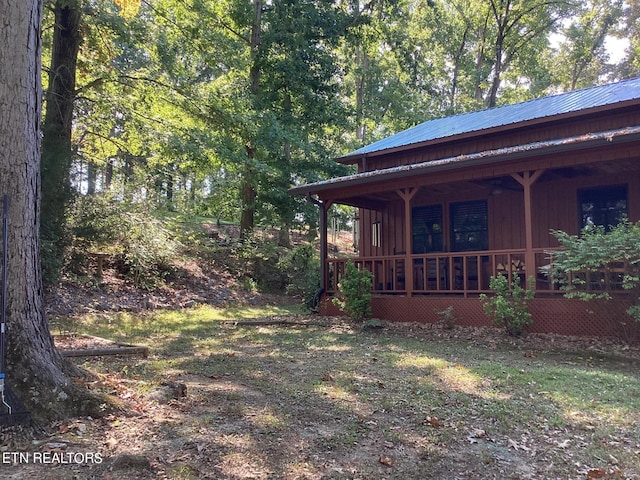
358 108 640 173
358 171 640 256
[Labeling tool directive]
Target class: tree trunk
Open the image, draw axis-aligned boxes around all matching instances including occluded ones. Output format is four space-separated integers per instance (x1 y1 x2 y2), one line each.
105 158 114 190
474 12 490 104
450 27 469 110
166 165 174 204
240 159 256 239
0 0 110 424
278 224 291 247
487 28 505 108
87 161 97 195
240 0 263 239
40 0 82 284
355 46 368 142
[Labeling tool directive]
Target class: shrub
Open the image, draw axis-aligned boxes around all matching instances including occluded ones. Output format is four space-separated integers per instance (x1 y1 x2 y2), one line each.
68 194 179 288
40 222 64 287
480 275 535 336
277 243 320 306
550 222 640 322
232 235 287 293
332 260 373 321
435 306 456 329
118 212 178 289
231 236 321 303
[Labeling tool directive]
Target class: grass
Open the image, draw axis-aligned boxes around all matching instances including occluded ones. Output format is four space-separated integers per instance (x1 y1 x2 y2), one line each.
71 303 306 345
52 308 640 479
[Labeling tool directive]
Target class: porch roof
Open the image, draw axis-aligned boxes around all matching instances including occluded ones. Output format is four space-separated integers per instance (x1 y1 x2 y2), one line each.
337 77 640 163
289 126 640 197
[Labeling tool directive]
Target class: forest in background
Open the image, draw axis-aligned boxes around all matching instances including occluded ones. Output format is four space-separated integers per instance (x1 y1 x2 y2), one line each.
40 0 640 288
3 0 640 430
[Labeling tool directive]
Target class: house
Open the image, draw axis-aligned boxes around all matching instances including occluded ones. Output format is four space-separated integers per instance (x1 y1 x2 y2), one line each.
290 77 640 339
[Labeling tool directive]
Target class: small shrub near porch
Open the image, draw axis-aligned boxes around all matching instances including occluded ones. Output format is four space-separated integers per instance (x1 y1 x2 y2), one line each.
480 274 535 336
332 260 374 321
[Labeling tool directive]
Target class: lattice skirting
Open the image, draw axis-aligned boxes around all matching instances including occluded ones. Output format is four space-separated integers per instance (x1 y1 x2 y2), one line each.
320 295 640 342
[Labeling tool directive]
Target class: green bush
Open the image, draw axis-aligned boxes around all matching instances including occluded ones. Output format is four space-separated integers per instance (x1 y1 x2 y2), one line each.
550 222 640 322
68 194 179 288
332 260 373 321
232 236 321 303
277 243 320 306
119 212 178 289
480 275 535 336
232 235 286 293
435 306 456 329
41 221 65 287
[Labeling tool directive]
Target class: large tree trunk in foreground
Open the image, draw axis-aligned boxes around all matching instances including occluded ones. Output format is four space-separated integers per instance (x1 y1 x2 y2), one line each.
0 0 107 424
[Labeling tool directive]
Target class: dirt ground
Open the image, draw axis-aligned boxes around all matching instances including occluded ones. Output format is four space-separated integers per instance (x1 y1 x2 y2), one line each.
0 313 637 480
2 230 638 480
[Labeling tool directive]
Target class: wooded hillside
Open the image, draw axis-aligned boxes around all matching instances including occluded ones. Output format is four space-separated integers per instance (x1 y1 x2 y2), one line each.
40 0 639 287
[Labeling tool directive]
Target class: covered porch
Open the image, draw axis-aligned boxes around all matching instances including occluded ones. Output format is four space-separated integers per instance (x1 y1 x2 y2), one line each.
297 127 640 301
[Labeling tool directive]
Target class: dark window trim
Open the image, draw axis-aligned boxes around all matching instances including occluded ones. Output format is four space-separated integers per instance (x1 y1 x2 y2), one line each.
450 200 488 252
577 184 628 231
412 204 443 254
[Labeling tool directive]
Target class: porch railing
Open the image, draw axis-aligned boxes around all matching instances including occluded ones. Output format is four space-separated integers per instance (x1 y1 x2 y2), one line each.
326 249 562 297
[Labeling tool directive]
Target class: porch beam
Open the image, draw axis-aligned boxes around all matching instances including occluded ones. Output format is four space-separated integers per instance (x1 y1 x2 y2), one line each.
397 188 420 296
511 171 545 289
336 197 387 211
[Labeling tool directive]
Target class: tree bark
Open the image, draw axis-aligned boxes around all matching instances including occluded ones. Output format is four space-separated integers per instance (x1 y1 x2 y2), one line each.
240 158 257 239
240 0 263 239
105 158 114 190
450 27 469 110
87 161 97 195
40 0 82 284
0 0 109 424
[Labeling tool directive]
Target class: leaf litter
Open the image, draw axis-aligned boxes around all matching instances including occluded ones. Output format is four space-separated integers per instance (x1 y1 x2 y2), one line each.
2 312 639 479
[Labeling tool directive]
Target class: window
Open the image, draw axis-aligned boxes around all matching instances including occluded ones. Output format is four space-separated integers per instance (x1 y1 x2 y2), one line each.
578 185 628 230
412 205 443 253
450 201 488 252
372 221 381 247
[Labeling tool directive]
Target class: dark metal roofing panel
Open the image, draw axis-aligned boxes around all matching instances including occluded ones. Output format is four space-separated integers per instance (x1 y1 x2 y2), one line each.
344 77 640 159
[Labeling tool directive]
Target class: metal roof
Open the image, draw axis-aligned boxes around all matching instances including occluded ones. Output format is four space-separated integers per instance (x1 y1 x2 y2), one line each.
290 126 640 197
341 77 640 161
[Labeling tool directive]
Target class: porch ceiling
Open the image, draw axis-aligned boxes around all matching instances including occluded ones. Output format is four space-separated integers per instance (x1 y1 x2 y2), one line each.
326 157 640 210
290 126 640 207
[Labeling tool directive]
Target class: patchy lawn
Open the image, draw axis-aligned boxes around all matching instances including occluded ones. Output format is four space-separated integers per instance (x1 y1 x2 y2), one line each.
3 307 640 479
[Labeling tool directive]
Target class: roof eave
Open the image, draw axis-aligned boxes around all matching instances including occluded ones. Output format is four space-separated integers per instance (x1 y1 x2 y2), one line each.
290 126 640 197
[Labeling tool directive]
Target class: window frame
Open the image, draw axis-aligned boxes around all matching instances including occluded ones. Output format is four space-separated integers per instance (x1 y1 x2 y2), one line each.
372 220 381 248
449 200 488 252
411 204 444 254
578 184 628 231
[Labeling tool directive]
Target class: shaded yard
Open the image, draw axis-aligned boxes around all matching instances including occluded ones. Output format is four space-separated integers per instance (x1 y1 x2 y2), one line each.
3 307 640 479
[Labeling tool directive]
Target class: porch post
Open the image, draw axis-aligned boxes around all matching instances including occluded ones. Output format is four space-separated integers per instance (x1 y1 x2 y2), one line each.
306 195 330 292
511 170 544 289
320 201 332 291
397 188 419 296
